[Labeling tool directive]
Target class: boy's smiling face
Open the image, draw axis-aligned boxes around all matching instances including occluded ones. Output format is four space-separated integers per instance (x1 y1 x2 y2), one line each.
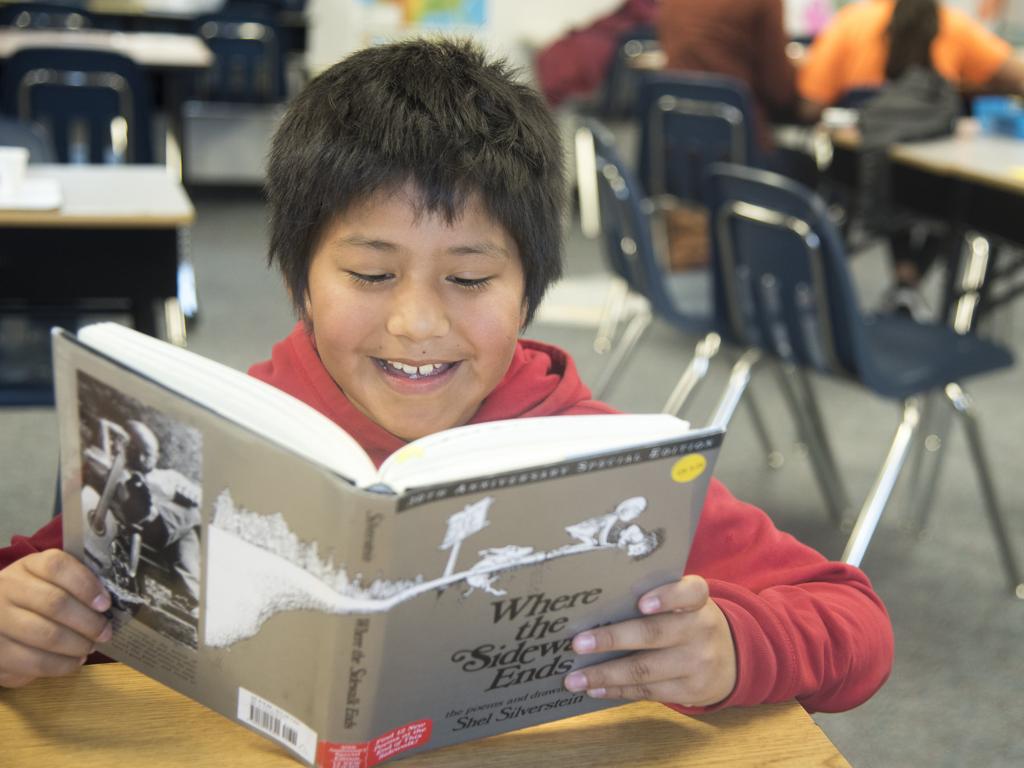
305 185 527 441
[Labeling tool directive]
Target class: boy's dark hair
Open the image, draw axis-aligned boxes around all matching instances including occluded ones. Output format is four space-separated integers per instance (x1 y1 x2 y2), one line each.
266 38 565 325
886 0 939 80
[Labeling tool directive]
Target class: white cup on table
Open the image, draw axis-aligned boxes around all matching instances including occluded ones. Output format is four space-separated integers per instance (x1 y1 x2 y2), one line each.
0 145 30 198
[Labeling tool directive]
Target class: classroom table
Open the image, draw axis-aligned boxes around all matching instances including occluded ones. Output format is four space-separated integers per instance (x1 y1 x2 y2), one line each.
0 164 193 342
827 119 1024 323
0 663 852 767
0 26 213 70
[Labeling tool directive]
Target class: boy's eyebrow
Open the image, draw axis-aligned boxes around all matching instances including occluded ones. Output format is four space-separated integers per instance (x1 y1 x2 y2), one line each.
448 242 511 259
335 235 396 251
335 236 511 259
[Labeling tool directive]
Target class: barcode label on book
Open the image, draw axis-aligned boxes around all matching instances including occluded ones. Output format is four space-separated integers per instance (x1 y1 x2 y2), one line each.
237 686 317 763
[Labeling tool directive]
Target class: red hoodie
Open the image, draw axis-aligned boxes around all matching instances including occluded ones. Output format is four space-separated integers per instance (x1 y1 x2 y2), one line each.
3 323 893 714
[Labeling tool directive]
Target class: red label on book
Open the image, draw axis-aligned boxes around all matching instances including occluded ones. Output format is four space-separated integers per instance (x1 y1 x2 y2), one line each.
317 719 432 768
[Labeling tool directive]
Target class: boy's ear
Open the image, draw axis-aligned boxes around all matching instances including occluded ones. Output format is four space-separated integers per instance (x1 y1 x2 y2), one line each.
519 299 529 331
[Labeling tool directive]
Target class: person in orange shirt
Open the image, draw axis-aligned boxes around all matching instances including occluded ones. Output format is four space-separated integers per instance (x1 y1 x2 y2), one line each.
799 0 1024 309
798 0 1024 117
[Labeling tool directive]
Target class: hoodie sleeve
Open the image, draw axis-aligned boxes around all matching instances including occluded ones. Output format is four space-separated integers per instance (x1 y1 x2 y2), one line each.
672 478 893 714
0 516 63 569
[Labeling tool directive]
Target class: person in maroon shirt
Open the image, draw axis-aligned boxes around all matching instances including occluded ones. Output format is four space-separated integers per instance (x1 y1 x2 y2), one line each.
656 0 800 151
0 39 893 716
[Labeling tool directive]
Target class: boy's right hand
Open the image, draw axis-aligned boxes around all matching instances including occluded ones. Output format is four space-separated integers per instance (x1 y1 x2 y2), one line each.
0 550 112 688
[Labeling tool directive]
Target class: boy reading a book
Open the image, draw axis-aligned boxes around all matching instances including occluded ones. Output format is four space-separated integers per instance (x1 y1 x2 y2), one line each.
0 39 893 716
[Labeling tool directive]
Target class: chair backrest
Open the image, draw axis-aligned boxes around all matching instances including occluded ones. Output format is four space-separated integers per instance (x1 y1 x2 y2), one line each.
838 86 881 109
637 72 760 203
0 47 154 164
597 23 659 120
579 117 712 334
193 10 285 103
0 116 56 163
0 2 94 30
704 163 874 379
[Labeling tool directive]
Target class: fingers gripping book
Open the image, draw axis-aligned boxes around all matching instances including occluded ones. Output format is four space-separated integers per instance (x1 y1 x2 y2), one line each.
52 324 724 767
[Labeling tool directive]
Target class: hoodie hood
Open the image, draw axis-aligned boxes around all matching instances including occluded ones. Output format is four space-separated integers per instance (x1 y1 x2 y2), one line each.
248 322 616 467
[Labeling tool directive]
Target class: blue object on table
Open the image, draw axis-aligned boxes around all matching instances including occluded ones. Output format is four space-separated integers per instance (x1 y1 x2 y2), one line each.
0 47 155 164
972 95 1024 138
705 161 1021 594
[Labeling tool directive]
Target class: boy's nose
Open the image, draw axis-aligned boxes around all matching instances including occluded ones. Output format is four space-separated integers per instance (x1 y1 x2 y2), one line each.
385 282 451 341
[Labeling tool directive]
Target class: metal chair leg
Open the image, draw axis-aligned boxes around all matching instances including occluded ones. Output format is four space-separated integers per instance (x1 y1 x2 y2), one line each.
843 398 922 567
792 366 851 520
774 365 848 525
163 297 187 347
709 348 760 429
593 277 630 354
945 383 1024 599
742 382 784 470
591 305 652 399
904 391 953 535
660 332 721 417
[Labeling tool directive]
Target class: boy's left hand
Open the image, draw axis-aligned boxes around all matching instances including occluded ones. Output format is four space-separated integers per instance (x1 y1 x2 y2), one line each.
563 575 736 708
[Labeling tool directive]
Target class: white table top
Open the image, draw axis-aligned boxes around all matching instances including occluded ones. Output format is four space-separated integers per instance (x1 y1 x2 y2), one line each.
827 117 1024 196
888 119 1024 195
0 27 213 70
0 164 194 227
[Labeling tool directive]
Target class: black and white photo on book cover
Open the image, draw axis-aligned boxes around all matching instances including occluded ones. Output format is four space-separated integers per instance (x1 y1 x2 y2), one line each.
77 371 203 650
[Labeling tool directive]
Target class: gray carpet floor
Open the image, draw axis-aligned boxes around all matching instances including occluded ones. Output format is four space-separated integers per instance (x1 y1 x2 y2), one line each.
2 190 1022 767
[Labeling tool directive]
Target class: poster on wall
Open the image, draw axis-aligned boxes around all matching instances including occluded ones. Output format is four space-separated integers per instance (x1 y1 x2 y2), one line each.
361 0 487 30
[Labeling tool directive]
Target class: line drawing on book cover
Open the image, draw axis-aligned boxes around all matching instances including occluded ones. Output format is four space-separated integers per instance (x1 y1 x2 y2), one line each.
77 371 203 650
205 492 663 648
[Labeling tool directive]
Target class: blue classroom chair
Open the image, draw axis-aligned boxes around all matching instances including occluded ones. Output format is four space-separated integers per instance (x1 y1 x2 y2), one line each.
705 162 1022 596
575 118 852 520
0 2 95 30
0 47 155 164
192 7 286 103
636 71 761 201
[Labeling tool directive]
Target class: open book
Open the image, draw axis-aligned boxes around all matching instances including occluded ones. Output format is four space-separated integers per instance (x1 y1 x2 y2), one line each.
53 323 724 767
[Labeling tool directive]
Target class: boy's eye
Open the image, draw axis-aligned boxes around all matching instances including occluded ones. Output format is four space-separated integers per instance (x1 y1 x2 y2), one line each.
448 276 493 290
346 271 392 286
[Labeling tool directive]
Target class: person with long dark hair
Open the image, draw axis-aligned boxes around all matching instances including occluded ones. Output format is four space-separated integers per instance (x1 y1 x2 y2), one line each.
800 0 1024 114
800 0 1024 313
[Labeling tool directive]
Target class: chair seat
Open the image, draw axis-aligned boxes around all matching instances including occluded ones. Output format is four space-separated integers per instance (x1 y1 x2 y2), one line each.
861 314 1014 399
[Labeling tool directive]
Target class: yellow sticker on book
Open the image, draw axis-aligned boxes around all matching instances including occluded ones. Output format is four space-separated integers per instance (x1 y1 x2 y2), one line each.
392 445 425 464
671 454 707 483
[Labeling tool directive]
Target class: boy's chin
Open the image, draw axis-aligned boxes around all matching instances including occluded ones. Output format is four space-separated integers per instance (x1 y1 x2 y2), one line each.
385 418 460 442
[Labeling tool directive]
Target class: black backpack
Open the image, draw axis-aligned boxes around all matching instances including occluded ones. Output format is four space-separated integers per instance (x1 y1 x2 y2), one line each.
856 65 960 233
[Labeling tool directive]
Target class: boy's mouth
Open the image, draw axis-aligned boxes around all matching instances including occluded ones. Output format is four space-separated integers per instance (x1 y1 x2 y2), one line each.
374 358 457 380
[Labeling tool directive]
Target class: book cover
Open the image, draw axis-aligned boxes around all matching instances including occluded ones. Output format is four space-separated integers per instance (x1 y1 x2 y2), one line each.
53 326 724 766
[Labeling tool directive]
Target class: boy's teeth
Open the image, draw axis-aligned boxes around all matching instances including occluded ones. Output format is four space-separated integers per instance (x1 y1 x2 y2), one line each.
387 360 445 376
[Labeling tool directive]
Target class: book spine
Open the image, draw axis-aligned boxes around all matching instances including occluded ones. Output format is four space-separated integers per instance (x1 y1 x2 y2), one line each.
314 493 395 767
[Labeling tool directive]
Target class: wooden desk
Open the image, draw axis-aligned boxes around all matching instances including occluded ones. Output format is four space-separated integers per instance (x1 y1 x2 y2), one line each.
0 27 212 71
0 165 192 339
0 664 850 768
